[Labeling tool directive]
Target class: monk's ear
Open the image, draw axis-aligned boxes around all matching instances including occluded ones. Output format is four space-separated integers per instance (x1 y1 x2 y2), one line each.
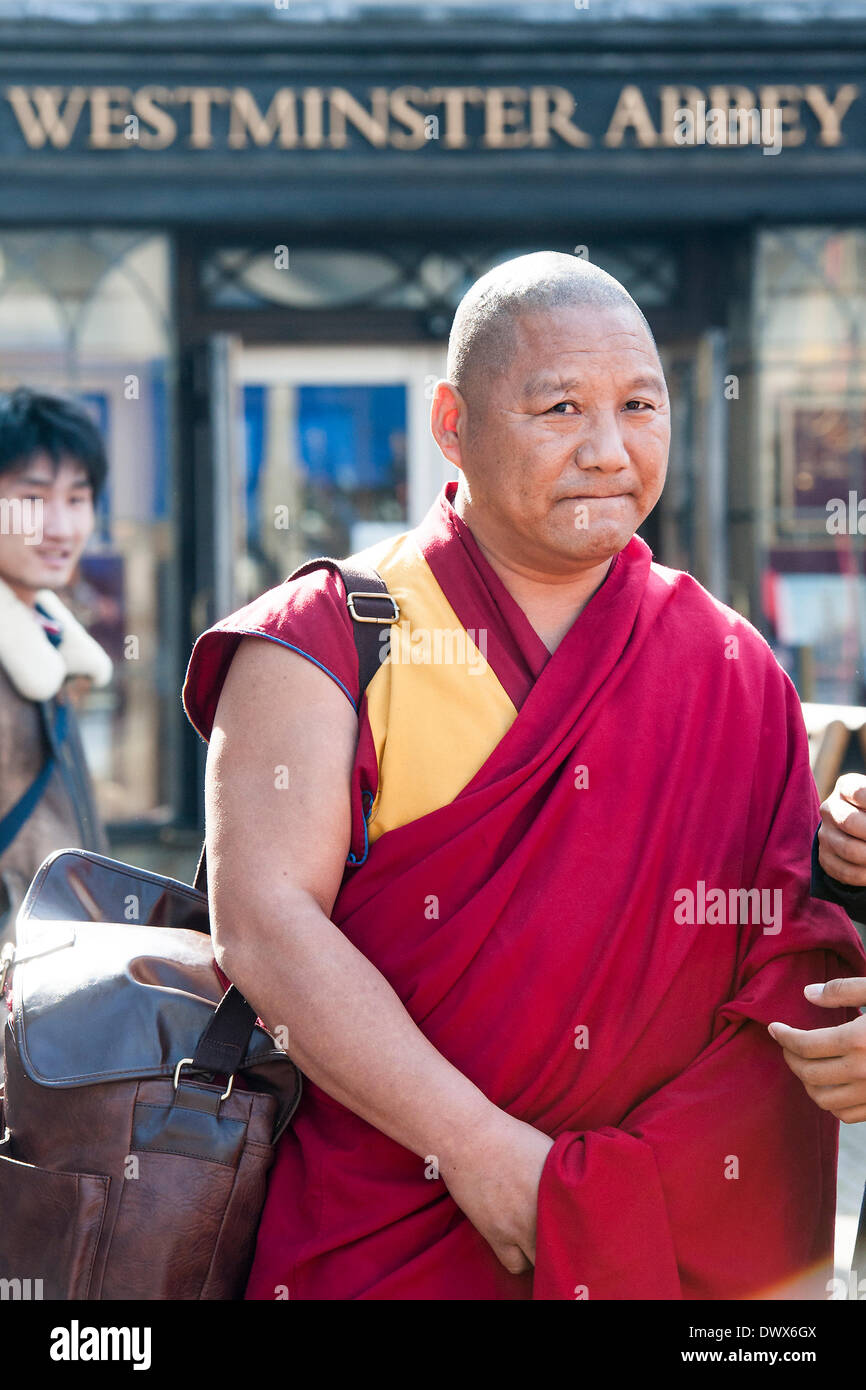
430 380 467 471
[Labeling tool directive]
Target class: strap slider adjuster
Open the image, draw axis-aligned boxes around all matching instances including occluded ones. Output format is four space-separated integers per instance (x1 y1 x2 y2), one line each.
346 591 400 624
173 1056 234 1103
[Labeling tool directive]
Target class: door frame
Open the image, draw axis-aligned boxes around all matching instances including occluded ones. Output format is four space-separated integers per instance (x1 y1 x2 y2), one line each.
657 329 730 602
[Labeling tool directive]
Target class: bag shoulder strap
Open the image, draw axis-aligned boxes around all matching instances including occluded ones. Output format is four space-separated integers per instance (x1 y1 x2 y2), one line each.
188 557 398 1079
287 554 398 698
192 555 396 896
0 699 69 857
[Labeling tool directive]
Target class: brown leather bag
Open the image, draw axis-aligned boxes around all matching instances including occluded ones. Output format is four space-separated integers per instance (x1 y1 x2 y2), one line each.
0 847 303 1300
0 557 398 1300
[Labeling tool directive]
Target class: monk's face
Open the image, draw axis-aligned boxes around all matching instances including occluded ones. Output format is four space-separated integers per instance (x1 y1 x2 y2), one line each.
440 301 670 572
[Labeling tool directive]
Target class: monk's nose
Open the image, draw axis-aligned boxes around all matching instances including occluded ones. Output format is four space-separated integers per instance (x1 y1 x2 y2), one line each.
575 415 630 472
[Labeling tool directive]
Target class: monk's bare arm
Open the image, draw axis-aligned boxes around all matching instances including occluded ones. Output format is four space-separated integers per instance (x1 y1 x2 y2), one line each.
205 636 552 1273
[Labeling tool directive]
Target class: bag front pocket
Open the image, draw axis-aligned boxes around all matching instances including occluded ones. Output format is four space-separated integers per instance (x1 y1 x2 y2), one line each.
100 1146 245 1300
0 1145 109 1299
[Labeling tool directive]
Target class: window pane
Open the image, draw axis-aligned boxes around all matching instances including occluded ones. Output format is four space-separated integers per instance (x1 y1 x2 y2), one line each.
756 228 866 704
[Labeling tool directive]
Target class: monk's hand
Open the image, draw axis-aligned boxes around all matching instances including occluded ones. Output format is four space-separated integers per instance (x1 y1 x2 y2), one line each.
818 775 866 887
768 977 866 1122
440 1110 555 1276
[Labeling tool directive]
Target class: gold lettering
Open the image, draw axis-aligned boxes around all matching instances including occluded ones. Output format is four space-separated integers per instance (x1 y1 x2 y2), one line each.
6 80 854 157
757 85 805 146
529 85 591 147
228 87 298 148
302 87 325 148
388 86 429 149
707 85 757 114
803 83 859 146
88 86 134 148
483 87 530 148
5 85 88 149
175 86 231 149
604 84 658 148
328 86 389 149
427 87 484 149
658 85 706 146
133 86 177 150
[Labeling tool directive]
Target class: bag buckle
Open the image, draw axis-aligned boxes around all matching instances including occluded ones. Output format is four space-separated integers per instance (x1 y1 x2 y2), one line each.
346 591 400 624
173 1056 234 1103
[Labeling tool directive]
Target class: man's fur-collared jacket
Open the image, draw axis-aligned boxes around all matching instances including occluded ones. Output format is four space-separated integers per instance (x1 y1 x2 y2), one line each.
0 576 112 942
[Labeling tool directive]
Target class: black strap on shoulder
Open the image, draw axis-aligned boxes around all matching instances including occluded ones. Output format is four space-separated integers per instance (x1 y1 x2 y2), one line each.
189 556 399 1074
288 555 399 696
193 555 397 896
0 700 69 857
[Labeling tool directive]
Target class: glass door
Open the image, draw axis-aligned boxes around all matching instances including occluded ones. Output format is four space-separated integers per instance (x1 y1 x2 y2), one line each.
230 343 449 607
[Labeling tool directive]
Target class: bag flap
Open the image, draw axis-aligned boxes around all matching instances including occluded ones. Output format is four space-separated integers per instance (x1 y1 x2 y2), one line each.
18 848 210 933
11 918 292 1089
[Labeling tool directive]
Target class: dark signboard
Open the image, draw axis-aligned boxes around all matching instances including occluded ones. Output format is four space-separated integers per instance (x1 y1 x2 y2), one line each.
0 21 865 224
1 79 862 156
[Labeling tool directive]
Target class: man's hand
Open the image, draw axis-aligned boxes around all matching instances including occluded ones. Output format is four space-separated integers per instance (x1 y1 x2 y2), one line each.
818 775 866 887
768 977 866 1122
440 1111 555 1273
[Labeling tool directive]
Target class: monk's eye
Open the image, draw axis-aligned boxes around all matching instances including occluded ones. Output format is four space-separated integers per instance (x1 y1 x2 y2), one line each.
549 401 579 414
624 400 653 411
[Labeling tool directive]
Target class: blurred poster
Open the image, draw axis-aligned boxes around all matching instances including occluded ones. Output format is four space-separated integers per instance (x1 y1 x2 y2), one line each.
777 397 866 541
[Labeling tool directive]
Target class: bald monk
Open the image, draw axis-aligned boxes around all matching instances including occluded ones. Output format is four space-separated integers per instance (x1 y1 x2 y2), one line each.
183 252 866 1301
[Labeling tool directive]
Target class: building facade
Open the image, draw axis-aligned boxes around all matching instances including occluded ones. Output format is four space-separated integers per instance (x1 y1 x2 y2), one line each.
0 0 864 857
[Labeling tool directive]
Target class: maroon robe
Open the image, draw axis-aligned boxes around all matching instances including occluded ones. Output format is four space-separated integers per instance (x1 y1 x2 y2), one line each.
183 483 866 1300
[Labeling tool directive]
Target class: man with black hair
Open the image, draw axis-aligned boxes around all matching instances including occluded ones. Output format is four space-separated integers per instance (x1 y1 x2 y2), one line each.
0 387 112 943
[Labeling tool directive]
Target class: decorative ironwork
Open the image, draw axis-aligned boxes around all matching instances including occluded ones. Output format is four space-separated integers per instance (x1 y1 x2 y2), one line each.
200 239 680 322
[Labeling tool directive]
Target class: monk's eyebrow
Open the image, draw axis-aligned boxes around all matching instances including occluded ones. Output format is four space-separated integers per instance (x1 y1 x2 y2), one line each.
521 373 575 400
624 373 666 394
521 370 666 399
522 372 570 398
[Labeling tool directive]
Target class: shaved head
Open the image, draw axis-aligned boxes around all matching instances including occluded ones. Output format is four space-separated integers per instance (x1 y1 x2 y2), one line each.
430 248 670 584
447 251 657 404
